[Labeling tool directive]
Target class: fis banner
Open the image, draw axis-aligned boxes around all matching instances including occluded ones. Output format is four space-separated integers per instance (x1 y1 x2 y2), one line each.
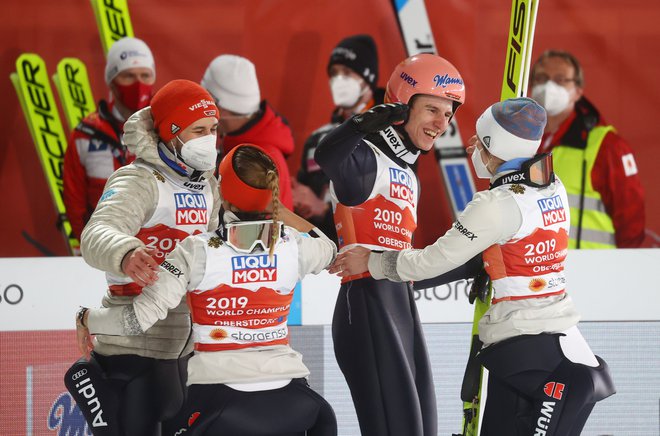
10 53 79 254
90 0 134 54
52 58 96 132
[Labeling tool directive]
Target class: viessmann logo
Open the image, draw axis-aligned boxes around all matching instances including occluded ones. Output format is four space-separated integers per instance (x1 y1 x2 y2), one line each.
174 193 208 225
231 254 277 284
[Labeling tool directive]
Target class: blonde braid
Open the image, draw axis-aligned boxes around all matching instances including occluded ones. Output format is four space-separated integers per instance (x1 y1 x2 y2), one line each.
266 169 280 260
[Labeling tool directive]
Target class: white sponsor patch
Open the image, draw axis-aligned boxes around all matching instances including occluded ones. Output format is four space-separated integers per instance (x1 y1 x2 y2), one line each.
622 153 638 176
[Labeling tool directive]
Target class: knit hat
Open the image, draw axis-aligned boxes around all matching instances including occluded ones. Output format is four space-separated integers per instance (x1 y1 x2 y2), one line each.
151 79 219 143
327 35 378 90
201 55 261 115
105 37 155 85
475 97 547 161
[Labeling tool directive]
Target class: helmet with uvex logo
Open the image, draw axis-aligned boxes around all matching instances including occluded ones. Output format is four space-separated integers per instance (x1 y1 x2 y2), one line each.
385 54 465 112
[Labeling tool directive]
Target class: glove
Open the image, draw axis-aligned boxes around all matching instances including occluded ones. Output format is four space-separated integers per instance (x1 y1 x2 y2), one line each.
351 103 409 134
468 268 491 304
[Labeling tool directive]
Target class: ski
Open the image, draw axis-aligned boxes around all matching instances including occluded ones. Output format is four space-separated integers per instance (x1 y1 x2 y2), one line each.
10 53 79 254
52 58 96 132
457 1 541 435
390 0 476 217
90 0 134 54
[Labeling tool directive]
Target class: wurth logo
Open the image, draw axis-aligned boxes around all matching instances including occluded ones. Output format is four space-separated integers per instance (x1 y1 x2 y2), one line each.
534 401 556 435
175 193 208 225
543 381 565 400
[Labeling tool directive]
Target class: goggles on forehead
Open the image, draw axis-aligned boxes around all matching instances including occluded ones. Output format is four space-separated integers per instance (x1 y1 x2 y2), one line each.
223 220 283 254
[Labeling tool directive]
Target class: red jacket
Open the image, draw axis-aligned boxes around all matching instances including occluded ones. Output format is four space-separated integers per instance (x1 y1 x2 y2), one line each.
222 101 295 209
541 97 645 248
63 101 134 239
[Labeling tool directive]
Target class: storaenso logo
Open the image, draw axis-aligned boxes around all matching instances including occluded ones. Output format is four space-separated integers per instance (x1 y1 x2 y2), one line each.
505 0 528 95
0 284 24 305
414 278 474 302
74 376 108 427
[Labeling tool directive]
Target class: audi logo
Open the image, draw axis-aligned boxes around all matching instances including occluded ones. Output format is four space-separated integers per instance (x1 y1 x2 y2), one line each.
71 368 88 381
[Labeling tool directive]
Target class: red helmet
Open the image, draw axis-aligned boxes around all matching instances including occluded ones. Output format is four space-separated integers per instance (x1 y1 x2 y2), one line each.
385 54 465 111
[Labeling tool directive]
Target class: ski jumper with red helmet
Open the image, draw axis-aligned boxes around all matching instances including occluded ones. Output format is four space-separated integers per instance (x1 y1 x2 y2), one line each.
314 53 466 436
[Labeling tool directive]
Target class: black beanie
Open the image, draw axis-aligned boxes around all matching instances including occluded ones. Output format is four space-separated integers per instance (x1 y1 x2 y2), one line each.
327 34 379 90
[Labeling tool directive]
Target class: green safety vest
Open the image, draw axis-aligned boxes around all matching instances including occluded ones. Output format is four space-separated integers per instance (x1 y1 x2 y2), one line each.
552 125 617 249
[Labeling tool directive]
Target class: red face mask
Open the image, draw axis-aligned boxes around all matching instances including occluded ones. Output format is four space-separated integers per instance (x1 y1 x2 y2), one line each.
114 81 154 113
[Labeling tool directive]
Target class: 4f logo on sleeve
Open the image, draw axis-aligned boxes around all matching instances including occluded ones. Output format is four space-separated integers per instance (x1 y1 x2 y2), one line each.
232 254 277 284
389 168 415 206
537 195 566 226
174 193 208 225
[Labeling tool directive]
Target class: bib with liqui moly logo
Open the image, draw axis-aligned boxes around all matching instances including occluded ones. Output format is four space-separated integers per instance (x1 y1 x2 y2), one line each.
331 143 418 282
186 232 300 351
107 164 214 295
483 178 570 304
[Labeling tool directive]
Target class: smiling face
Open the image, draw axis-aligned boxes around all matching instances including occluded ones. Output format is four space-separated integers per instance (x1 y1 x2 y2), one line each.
403 94 454 151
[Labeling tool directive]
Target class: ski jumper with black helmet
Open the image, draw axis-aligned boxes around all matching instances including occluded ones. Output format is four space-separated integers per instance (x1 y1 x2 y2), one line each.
314 54 465 436
83 144 338 436
366 98 615 435
66 80 221 436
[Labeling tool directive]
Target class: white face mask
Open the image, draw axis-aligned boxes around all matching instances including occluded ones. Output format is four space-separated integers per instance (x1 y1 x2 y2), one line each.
531 81 570 116
178 134 218 171
330 75 364 108
471 147 492 179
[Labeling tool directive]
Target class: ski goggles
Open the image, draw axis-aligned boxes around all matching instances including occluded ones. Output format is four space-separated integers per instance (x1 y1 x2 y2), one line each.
524 152 555 188
491 153 555 189
224 220 283 253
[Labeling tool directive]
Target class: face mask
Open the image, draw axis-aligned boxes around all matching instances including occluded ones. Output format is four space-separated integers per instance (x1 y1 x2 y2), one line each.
330 75 364 108
177 134 218 171
531 81 570 116
471 147 492 179
114 81 153 113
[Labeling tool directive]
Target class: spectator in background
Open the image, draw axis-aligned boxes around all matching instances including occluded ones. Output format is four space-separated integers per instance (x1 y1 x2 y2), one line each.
63 37 156 241
201 54 295 209
294 35 384 243
530 49 645 248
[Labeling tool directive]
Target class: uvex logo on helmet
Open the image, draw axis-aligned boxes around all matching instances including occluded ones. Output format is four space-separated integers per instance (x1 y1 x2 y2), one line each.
399 72 418 87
